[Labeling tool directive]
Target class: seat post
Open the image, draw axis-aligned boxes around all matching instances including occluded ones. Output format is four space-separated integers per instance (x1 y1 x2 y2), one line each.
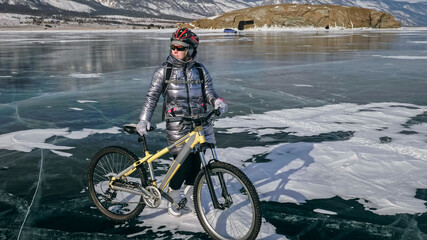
139 135 149 153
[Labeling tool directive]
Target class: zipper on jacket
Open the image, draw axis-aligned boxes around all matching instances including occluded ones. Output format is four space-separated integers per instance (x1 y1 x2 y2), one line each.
184 63 193 117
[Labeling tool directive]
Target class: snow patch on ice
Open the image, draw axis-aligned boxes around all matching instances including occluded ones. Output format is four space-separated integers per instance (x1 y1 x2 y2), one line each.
69 73 101 78
314 209 338 215
0 127 121 157
66 127 120 139
215 102 427 215
77 100 98 104
373 54 427 60
50 149 73 157
408 41 427 44
293 84 314 87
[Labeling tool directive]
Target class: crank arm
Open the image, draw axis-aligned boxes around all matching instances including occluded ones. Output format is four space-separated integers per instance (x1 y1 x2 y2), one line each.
161 191 187 210
112 185 153 198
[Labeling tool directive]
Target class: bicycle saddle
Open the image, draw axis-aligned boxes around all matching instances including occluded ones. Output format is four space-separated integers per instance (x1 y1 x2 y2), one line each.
123 124 138 135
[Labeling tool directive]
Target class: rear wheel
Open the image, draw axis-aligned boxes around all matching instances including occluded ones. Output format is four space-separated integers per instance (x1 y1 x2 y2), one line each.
88 146 148 222
193 161 262 240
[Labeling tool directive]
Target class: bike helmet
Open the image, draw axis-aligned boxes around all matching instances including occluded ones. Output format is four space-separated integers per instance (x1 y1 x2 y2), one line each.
171 28 199 57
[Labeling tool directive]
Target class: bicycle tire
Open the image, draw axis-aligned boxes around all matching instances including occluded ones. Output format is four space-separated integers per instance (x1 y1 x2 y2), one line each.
193 161 262 240
88 146 148 222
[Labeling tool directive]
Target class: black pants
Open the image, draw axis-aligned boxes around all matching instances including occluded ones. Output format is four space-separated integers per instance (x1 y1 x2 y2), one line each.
169 152 201 190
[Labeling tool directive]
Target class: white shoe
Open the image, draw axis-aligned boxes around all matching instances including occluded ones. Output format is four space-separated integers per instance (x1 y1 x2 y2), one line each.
168 188 182 217
184 185 195 214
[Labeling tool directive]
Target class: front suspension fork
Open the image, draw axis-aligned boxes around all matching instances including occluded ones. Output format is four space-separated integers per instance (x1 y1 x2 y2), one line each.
199 147 232 210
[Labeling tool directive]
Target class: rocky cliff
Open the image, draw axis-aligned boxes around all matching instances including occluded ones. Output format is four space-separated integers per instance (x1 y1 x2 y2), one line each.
183 4 401 29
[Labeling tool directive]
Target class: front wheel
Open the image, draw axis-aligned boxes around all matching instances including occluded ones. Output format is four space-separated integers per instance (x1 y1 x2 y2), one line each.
193 161 262 240
88 146 148 222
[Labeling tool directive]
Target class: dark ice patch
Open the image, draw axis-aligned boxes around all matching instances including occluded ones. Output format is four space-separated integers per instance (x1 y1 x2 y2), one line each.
215 130 354 148
379 136 392 143
262 197 427 239
403 111 427 128
390 105 420 110
399 130 418 135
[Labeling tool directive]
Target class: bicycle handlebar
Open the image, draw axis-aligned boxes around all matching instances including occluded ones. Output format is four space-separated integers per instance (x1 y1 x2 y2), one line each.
167 109 221 125
123 109 220 140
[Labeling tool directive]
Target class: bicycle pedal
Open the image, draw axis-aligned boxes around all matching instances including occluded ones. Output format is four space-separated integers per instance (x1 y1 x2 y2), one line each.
177 197 188 210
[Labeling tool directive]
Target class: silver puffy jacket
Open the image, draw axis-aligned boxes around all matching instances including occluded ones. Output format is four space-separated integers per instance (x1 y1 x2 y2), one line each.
139 54 221 154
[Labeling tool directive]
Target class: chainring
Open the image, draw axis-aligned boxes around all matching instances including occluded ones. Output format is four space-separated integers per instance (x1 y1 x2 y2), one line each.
143 186 162 208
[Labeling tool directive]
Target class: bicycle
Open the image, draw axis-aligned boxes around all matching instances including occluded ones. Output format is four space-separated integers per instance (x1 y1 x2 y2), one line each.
88 109 262 240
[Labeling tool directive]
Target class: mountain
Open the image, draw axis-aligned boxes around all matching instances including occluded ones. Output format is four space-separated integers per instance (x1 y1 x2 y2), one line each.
185 4 402 29
259 0 427 26
0 0 426 26
0 0 260 21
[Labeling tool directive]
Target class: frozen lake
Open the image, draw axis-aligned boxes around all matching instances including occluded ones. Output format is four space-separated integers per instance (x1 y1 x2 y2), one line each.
1 27 427 239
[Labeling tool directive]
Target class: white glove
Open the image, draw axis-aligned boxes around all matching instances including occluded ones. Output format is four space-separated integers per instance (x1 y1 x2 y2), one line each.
136 120 151 136
214 98 228 116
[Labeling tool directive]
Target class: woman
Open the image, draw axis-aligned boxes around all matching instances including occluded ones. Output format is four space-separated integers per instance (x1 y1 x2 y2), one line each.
136 28 228 217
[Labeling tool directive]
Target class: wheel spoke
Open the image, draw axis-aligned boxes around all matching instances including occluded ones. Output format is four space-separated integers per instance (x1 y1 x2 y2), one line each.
194 162 261 240
88 147 147 222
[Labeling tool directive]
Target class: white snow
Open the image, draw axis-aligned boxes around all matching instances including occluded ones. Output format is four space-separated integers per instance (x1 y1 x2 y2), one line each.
50 149 73 157
69 73 102 78
313 209 338 215
69 107 83 111
293 84 314 87
0 127 121 156
214 102 427 215
66 127 120 139
373 55 427 60
77 100 98 104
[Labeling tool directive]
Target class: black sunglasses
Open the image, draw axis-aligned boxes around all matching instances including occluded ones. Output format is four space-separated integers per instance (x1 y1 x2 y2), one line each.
170 44 188 51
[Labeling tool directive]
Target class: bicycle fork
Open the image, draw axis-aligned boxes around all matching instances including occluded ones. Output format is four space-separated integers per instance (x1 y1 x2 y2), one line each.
199 148 233 210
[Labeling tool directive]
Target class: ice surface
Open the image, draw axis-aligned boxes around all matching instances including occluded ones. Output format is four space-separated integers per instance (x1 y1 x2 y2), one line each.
1 28 427 239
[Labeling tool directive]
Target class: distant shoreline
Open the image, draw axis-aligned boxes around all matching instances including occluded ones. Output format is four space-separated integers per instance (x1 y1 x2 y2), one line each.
1 13 426 32
2 26 427 33
0 23 172 32
1 19 427 33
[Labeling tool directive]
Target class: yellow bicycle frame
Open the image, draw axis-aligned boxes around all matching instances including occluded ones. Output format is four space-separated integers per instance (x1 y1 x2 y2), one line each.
109 125 206 192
